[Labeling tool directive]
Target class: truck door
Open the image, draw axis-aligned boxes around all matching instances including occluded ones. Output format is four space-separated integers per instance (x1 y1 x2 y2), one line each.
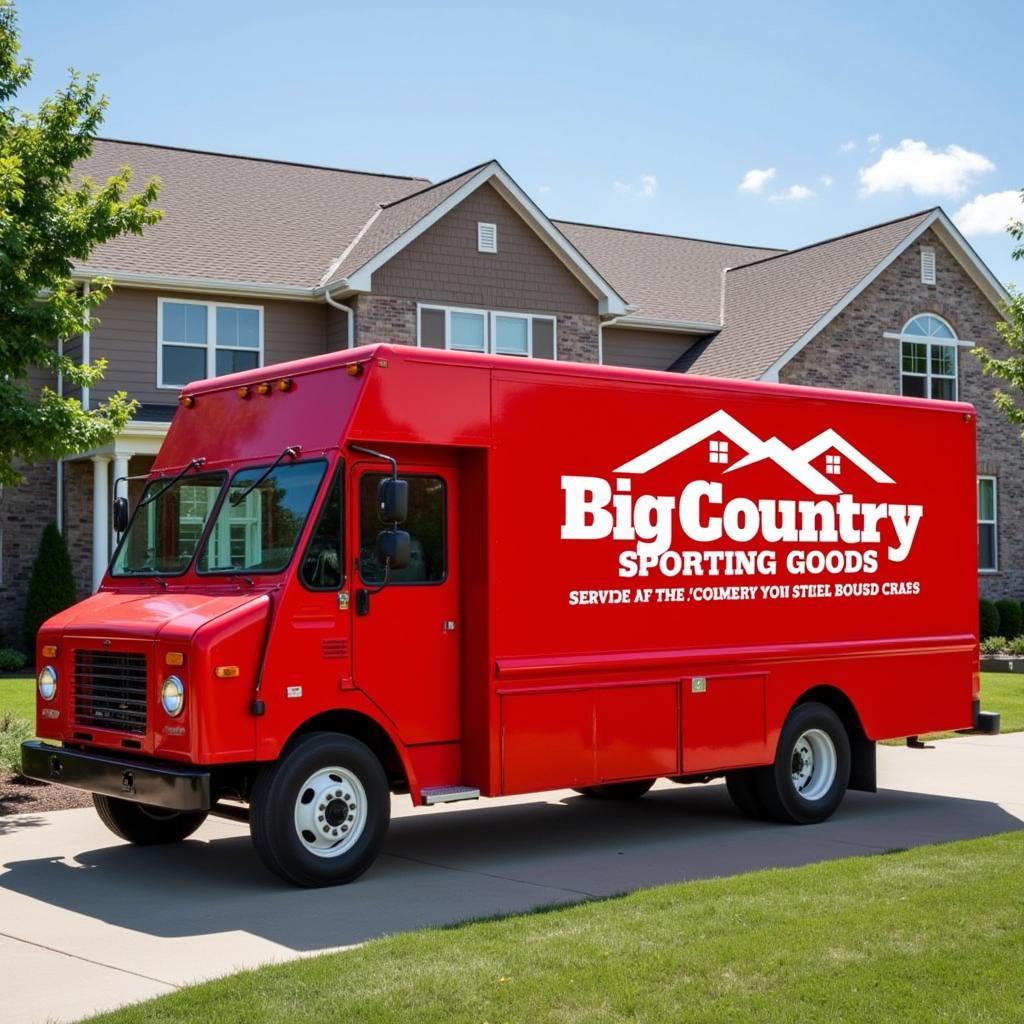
350 460 460 745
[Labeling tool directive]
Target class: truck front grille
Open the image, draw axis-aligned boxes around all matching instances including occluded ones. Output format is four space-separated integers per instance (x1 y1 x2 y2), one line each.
74 650 148 735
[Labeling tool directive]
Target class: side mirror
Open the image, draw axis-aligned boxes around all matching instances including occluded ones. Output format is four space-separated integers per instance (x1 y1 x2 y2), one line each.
112 496 129 534
377 477 408 524
375 529 410 571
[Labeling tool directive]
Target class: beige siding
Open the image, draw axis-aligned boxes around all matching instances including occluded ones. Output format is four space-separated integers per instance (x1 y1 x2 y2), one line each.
602 327 700 370
88 288 329 406
371 183 598 317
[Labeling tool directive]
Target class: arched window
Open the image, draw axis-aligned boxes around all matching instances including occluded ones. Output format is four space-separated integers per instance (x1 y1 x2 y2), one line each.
899 314 958 400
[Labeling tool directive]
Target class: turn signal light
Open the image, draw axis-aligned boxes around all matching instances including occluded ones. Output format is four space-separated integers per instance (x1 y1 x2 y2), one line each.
277 378 293 392
237 386 252 399
179 394 195 408
42 644 58 658
256 382 272 396
165 651 185 667
214 665 240 679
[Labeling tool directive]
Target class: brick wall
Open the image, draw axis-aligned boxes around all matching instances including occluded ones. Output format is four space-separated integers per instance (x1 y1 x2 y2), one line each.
0 461 57 648
781 227 1024 600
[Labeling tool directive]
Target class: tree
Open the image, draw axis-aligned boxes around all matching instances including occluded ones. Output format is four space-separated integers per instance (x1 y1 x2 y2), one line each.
23 522 76 652
0 0 162 484
972 188 1024 434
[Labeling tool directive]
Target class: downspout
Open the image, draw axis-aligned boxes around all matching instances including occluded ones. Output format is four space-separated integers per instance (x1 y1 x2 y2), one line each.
324 287 355 349
598 313 629 366
81 280 91 410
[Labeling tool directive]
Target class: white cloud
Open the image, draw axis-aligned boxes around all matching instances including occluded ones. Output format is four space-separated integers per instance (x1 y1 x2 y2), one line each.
867 133 882 151
613 174 658 199
739 167 776 194
953 190 1024 235
840 140 856 153
770 184 815 202
858 139 995 197
820 175 834 188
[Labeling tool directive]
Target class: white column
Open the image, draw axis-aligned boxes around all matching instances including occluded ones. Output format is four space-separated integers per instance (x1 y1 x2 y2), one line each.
111 452 132 553
91 456 110 592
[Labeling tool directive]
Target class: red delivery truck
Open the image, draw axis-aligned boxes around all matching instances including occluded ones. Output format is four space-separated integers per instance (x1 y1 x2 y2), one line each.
22 344 980 886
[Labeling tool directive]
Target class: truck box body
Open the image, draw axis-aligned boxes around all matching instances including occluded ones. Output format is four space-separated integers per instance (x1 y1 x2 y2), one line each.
27 344 979 884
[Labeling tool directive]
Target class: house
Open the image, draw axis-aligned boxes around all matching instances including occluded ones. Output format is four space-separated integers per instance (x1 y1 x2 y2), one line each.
0 138 1016 642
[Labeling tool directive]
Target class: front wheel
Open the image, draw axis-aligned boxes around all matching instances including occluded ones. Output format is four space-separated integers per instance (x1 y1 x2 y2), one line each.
249 732 390 887
93 794 208 845
755 702 851 824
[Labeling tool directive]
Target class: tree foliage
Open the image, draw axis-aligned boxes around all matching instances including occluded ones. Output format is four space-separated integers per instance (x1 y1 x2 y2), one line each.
0 0 162 483
23 521 76 651
972 188 1024 434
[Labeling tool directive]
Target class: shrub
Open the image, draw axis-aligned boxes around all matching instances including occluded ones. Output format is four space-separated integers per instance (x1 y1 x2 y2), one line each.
22 523 76 655
0 711 32 777
980 636 1007 656
0 648 27 672
1008 636 1024 656
995 598 1023 639
979 599 1000 639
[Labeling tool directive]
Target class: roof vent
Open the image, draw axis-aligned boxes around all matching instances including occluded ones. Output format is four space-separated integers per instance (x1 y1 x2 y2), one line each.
478 222 497 253
920 247 936 285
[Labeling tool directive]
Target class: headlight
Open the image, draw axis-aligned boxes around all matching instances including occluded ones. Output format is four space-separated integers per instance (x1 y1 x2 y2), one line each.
160 675 185 717
37 665 58 701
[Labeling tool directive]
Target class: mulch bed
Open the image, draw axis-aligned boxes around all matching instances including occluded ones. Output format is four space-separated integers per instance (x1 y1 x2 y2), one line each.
0 772 93 816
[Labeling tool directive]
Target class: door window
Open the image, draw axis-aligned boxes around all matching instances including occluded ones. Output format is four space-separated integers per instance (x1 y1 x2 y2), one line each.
358 474 446 584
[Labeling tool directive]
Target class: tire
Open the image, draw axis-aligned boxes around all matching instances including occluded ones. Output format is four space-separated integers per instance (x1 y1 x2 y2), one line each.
755 702 851 824
249 732 390 887
93 794 208 845
573 780 654 800
725 769 768 819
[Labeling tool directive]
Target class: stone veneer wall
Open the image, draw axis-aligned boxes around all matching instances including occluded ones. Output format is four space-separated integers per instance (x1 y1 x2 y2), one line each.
781 227 1023 600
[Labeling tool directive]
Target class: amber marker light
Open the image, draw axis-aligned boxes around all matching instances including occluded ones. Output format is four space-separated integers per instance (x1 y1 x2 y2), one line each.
237 386 252 399
165 651 184 667
346 363 363 377
256 382 272 396
276 378 293 392
214 665 240 679
179 395 195 408
42 644 58 658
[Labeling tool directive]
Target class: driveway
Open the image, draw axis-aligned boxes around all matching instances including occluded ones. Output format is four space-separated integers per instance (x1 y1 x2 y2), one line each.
2 732 1023 1024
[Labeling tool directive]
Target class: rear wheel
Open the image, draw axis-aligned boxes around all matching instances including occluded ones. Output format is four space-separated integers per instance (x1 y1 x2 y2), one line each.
93 794 208 845
755 702 851 824
250 732 390 887
573 780 654 800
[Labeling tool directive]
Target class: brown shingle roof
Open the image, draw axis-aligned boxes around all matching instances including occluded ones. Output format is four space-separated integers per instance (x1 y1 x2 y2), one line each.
687 209 937 379
75 139 428 288
554 221 783 325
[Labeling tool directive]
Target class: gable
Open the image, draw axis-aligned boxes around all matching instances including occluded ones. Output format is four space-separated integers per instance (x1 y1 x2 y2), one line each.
370 182 598 315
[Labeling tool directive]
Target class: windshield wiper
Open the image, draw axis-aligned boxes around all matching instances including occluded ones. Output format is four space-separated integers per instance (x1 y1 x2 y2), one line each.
230 446 300 506
140 457 207 508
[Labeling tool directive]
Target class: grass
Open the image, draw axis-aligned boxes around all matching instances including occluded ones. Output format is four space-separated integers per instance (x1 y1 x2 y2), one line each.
81 831 1024 1024
0 676 34 722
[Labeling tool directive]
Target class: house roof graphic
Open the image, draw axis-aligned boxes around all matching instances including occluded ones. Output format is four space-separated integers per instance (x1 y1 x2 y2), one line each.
613 409 895 497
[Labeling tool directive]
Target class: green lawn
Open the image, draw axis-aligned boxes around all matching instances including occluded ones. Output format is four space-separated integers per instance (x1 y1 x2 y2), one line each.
0 676 34 721
81 831 1024 1024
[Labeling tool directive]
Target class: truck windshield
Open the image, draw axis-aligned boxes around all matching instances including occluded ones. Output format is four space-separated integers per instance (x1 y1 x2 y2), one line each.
197 459 327 574
111 471 227 576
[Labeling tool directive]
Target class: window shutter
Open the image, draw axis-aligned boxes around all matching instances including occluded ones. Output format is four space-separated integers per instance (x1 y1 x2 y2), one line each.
920 247 936 285
477 222 497 253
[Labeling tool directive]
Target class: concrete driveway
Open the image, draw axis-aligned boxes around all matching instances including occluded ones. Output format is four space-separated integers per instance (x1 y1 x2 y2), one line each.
2 732 1023 1024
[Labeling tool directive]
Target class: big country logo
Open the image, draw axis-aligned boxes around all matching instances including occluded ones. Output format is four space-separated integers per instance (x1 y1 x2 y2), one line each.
561 410 924 580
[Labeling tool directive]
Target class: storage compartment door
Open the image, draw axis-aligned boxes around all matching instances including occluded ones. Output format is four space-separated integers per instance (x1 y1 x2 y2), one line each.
682 673 767 773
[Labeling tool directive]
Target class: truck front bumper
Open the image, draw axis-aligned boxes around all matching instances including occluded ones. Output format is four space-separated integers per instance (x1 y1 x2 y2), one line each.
20 741 212 812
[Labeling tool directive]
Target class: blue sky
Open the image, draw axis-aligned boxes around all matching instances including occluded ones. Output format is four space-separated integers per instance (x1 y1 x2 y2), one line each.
18 0 1024 286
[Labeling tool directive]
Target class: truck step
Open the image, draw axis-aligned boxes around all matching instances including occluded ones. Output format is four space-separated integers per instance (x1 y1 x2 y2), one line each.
421 785 481 805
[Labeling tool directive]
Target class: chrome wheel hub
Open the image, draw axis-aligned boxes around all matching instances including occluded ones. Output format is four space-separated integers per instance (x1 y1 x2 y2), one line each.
293 766 368 858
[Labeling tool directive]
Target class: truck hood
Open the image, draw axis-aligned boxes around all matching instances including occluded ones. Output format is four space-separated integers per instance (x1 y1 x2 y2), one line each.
42 590 270 642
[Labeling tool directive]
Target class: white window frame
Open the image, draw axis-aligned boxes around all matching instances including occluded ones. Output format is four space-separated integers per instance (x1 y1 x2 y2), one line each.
897 314 959 401
978 475 998 574
157 297 265 390
416 304 557 360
